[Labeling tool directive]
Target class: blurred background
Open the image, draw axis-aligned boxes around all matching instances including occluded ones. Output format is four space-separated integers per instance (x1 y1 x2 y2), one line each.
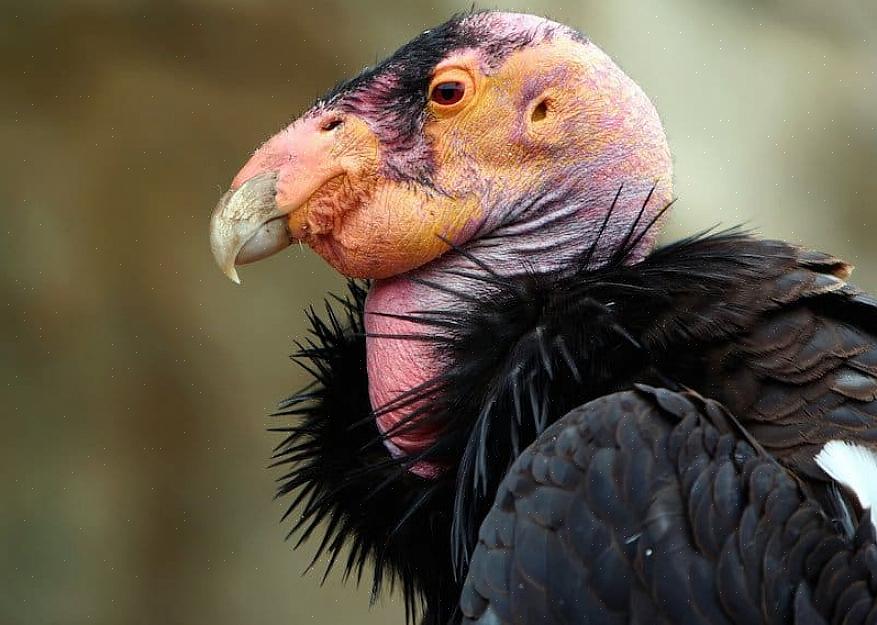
2 0 875 623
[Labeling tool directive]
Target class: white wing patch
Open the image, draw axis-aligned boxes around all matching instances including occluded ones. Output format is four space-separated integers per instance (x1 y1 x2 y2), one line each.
815 440 877 534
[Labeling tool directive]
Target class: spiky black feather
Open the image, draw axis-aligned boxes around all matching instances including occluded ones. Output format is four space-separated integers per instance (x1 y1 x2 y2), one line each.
271 281 458 624
266 219 877 625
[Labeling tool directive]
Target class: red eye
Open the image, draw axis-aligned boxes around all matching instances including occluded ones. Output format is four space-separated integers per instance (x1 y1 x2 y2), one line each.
430 81 465 106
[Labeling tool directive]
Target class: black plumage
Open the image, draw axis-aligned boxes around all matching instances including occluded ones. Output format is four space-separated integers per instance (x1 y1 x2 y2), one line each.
461 387 877 625
273 231 877 624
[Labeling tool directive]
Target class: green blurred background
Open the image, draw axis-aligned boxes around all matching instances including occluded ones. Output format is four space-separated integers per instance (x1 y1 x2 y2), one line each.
2 0 874 623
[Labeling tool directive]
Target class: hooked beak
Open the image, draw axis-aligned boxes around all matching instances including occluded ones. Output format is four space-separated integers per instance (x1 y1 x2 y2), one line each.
209 114 350 284
209 172 290 284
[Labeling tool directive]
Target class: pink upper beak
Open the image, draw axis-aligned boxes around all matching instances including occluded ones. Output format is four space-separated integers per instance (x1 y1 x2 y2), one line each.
209 113 346 283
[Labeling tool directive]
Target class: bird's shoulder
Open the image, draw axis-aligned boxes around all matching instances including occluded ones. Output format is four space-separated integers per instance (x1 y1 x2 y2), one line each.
634 235 877 479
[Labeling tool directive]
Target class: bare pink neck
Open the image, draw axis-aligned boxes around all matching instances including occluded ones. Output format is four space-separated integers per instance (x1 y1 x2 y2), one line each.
364 182 669 477
365 263 472 478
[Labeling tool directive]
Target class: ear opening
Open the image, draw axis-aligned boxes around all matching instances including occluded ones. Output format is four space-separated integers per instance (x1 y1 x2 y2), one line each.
531 99 549 123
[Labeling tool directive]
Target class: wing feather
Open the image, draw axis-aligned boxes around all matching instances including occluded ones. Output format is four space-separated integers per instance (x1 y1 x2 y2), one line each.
461 388 877 625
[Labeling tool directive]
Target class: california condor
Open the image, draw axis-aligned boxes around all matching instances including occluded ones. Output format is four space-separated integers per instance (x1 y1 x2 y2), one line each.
209 11 877 625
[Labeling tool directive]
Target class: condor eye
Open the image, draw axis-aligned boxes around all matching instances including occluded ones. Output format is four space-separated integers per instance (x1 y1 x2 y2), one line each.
430 81 465 106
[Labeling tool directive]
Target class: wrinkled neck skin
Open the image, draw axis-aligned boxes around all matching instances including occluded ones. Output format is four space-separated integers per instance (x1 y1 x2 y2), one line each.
365 178 670 477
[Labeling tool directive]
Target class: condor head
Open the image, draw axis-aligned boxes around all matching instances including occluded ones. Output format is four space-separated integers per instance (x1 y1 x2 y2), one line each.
210 12 672 284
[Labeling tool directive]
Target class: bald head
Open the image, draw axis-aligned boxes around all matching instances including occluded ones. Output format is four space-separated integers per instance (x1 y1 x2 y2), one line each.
313 12 588 182
211 11 671 281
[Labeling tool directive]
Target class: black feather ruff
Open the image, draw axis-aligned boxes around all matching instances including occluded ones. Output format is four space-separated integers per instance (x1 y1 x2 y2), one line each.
271 229 814 624
271 282 457 624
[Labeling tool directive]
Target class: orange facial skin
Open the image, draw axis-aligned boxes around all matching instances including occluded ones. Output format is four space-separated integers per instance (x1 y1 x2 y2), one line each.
324 41 665 277
213 34 670 283
425 38 672 253
295 117 484 278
